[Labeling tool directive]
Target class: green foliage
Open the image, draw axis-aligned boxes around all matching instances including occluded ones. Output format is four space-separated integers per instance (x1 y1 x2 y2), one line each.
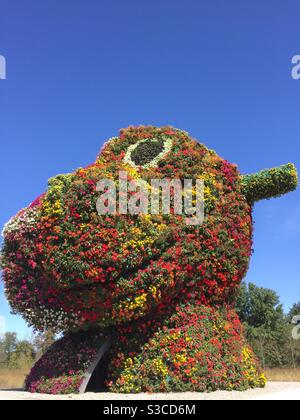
241 163 298 204
8 341 35 369
289 302 300 320
2 332 17 363
0 332 35 369
130 138 165 167
236 283 284 328
33 330 56 358
0 343 6 367
236 283 300 369
47 173 74 190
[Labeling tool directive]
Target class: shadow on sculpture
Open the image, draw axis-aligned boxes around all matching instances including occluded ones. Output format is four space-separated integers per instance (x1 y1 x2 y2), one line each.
85 356 109 393
79 336 111 394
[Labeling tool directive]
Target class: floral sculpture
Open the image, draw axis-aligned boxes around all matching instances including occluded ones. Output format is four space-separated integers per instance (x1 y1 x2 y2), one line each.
1 126 298 394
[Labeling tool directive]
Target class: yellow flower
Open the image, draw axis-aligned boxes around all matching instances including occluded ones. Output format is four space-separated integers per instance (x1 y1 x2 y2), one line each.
242 347 252 362
124 357 134 369
153 358 168 376
171 331 181 341
141 214 152 222
259 373 267 387
117 292 148 318
122 164 147 182
128 293 147 310
173 353 187 365
157 223 167 232
149 285 161 302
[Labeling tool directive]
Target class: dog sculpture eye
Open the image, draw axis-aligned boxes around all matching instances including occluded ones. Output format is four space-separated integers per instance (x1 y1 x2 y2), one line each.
124 136 173 169
131 138 165 166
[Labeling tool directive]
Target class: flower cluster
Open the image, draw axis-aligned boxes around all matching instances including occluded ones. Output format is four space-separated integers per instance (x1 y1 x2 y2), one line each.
25 330 107 394
106 304 266 393
0 126 252 333
124 136 173 169
241 163 298 203
1 125 282 393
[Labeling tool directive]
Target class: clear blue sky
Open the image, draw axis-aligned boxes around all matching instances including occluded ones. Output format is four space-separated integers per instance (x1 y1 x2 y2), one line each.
0 0 299 338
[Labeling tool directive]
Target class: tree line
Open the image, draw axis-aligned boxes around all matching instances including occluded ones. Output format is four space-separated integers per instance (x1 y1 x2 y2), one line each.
236 283 300 369
0 331 55 369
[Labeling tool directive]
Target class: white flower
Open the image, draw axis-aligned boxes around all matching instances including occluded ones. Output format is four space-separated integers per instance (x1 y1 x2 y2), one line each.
98 136 119 155
2 207 39 237
123 136 173 170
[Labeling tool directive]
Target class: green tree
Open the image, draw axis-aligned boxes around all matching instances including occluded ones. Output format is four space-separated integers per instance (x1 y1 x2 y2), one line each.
8 340 35 369
33 330 55 358
236 283 288 368
0 341 6 367
2 332 17 363
236 283 284 328
289 302 300 320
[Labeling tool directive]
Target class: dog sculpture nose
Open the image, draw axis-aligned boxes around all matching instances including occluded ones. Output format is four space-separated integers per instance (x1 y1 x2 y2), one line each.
240 163 298 203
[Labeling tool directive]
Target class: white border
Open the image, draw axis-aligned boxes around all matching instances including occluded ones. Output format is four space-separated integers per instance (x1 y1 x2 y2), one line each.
123 137 173 169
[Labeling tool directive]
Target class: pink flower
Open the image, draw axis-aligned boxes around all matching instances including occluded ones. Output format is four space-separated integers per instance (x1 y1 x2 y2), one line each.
29 260 37 269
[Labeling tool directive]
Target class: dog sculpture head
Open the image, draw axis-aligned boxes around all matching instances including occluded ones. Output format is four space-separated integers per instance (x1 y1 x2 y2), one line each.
1 126 297 332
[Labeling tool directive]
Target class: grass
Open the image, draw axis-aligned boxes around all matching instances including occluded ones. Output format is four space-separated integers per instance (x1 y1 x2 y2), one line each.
0 367 300 391
0 367 30 389
265 368 300 382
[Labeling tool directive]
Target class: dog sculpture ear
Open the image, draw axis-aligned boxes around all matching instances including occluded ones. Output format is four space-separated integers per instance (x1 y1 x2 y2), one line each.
240 163 298 204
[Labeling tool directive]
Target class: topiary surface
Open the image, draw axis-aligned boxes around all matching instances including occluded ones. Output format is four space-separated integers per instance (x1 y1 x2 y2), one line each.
1 126 297 393
107 304 266 393
25 330 107 394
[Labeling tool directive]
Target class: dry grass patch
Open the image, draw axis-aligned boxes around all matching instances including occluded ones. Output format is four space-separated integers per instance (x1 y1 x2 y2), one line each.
0 368 30 389
265 368 300 382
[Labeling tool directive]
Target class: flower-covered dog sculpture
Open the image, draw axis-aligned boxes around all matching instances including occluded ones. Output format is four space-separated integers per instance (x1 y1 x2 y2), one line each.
1 127 298 394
